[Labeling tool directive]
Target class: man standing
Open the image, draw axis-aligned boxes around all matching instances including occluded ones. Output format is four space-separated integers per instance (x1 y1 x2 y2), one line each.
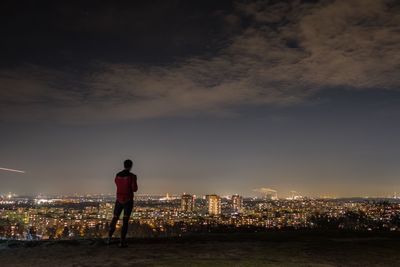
108 159 138 247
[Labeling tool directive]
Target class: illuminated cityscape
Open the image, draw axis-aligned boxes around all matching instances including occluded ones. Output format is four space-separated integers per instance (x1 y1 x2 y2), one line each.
2 192 400 240
0 0 399 265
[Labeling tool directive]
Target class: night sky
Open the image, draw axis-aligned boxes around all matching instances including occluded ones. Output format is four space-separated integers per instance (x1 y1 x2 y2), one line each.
1 0 399 197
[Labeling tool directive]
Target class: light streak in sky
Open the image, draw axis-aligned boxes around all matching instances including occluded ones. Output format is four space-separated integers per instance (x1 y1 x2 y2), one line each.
0 167 25 173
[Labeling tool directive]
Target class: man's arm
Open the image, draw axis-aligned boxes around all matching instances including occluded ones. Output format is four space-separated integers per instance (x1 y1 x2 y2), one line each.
132 175 138 192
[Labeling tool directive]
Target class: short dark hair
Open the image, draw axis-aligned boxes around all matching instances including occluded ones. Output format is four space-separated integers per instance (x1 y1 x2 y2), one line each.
124 159 133 169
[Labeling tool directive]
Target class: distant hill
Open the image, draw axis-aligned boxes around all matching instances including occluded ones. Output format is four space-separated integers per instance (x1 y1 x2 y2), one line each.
1 231 400 266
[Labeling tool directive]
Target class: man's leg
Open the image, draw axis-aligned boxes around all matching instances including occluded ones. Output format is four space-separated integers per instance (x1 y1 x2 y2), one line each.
108 201 123 239
120 200 133 245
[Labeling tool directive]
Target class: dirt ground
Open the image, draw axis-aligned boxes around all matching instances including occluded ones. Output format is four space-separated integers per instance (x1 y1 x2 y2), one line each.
1 232 400 267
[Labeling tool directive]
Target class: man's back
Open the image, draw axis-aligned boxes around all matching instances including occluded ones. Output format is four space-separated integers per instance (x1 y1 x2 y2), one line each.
115 170 138 203
109 159 138 247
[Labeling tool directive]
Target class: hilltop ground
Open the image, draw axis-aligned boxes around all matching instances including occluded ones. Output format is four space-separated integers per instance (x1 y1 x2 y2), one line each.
1 231 400 267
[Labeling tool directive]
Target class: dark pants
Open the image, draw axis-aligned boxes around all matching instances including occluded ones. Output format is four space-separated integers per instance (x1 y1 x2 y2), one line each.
108 199 133 242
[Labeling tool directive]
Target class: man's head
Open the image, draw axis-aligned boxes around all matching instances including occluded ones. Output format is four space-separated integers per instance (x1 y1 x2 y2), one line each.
124 159 133 171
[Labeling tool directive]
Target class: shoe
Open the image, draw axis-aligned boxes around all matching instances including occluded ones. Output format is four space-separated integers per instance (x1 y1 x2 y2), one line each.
106 237 112 245
118 241 128 248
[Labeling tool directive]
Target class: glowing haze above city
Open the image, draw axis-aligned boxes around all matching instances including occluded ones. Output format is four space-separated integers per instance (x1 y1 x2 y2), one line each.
1 1 399 198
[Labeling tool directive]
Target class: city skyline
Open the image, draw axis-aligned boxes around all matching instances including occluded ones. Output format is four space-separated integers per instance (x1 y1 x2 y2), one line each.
2 189 400 200
2 191 400 242
1 1 400 197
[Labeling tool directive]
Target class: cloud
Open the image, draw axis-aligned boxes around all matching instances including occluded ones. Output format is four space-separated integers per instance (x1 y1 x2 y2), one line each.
297 0 400 88
232 0 400 89
1 0 399 122
253 187 277 193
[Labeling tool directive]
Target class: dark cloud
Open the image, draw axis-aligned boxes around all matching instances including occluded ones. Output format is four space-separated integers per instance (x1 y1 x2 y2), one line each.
1 0 399 122
0 1 233 66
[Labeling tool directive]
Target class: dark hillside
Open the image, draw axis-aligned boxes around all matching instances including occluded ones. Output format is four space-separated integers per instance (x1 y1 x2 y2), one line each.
1 231 400 266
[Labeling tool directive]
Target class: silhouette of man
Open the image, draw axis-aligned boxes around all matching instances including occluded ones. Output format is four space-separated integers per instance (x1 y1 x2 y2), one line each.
108 159 138 247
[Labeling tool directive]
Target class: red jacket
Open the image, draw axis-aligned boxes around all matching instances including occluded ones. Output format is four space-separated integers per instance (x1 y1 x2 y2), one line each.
115 170 138 203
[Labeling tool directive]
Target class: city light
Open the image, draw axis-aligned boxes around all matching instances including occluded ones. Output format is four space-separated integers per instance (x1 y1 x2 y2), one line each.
2 192 400 240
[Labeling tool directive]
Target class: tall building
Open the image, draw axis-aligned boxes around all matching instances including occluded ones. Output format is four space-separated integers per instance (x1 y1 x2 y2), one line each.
181 194 195 212
231 194 243 212
206 194 221 215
